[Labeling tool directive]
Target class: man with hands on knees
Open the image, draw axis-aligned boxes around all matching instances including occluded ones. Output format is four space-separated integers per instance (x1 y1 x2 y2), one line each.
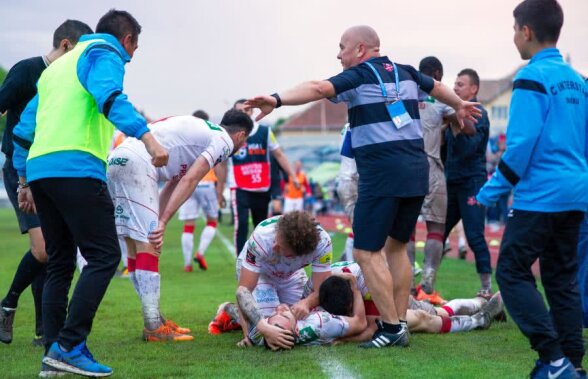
109 110 253 341
233 211 333 349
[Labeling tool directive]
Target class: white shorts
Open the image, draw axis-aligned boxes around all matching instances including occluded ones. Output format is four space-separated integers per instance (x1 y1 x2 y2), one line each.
236 256 308 317
178 183 219 220
107 147 159 243
283 198 304 214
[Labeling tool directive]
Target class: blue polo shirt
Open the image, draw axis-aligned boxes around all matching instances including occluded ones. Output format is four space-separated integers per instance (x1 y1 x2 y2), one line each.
328 56 434 197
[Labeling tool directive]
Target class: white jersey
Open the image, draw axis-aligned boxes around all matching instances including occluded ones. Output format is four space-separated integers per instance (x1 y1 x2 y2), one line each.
338 124 358 181
296 309 350 346
419 97 455 161
238 216 333 280
116 115 234 182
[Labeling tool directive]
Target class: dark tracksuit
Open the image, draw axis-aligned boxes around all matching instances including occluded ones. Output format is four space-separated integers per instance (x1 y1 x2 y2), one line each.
477 48 588 367
444 101 491 274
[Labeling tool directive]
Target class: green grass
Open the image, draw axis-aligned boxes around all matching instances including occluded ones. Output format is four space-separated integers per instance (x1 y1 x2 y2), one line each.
0 208 585 378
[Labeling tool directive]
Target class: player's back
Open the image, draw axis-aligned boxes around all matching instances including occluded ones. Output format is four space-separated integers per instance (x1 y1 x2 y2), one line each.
296 309 349 346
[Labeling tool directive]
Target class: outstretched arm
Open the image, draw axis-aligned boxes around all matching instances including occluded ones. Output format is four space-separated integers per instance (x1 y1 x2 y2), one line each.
430 81 481 129
245 81 335 121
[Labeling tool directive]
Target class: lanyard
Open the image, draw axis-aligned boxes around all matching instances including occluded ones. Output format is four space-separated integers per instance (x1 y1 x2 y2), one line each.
364 61 400 101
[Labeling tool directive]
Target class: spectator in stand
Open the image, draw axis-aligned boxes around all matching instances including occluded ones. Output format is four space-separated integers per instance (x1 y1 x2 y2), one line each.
283 161 310 213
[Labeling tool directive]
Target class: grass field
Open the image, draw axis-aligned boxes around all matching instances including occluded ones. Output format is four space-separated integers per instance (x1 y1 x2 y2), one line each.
0 207 586 378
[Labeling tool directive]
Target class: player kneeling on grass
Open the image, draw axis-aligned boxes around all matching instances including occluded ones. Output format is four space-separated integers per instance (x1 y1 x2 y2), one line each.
229 275 366 349
214 212 332 347
107 110 252 342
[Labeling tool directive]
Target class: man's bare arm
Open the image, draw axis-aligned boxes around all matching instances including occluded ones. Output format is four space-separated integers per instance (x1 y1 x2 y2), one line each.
236 286 263 326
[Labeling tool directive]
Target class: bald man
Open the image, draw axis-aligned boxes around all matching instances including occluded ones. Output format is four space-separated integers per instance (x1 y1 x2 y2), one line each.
246 25 481 349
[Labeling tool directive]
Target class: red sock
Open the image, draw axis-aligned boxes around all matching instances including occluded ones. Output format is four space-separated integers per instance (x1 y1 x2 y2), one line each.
206 221 218 228
441 305 455 316
183 224 195 234
136 252 159 272
127 258 136 273
440 316 452 333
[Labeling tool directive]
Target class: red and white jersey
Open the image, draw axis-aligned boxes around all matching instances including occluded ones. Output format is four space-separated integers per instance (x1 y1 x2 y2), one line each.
238 216 332 280
296 309 350 346
303 261 369 300
115 116 233 182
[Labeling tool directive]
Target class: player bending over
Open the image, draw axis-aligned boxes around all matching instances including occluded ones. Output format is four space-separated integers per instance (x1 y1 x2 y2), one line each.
107 110 252 341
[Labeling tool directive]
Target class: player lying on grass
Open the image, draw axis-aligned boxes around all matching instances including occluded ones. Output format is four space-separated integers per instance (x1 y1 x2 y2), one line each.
235 274 367 349
209 262 503 348
312 261 504 344
107 110 252 341
234 212 333 347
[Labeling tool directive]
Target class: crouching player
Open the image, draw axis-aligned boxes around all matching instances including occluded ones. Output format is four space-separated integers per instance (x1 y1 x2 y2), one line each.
108 110 252 341
221 212 332 348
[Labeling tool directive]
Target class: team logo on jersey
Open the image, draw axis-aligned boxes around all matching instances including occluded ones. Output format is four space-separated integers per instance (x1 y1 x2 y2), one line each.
114 205 129 220
319 252 333 265
383 63 393 72
108 157 129 167
297 326 319 344
246 250 257 265
234 144 248 160
467 196 478 206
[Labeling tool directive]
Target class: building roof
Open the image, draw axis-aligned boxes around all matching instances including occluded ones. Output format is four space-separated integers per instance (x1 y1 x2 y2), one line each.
477 67 521 104
280 99 347 133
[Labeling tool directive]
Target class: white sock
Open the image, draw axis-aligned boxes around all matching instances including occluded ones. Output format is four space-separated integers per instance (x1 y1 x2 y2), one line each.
135 253 162 331
449 316 477 332
76 249 87 273
197 224 217 257
181 232 194 267
444 298 485 316
119 236 128 267
458 237 466 250
342 234 354 261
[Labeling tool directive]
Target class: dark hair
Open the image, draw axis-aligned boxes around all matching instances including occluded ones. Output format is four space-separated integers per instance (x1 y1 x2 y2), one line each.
419 56 443 77
277 211 321 257
233 99 247 108
458 68 480 90
53 20 93 49
513 0 563 43
220 109 253 135
192 109 209 120
96 9 141 42
319 276 354 316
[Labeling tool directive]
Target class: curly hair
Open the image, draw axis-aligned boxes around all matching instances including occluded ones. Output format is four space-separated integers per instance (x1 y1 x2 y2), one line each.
276 211 320 256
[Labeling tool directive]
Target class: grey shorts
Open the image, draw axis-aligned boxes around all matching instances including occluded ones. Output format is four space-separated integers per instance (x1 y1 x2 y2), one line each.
421 158 447 224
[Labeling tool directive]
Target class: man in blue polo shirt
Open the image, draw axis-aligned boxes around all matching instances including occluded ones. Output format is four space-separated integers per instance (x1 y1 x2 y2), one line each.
477 0 587 377
246 25 481 348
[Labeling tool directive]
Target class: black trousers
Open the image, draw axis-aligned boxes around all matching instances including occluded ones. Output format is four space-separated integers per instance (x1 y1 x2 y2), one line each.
30 178 120 351
232 189 270 255
496 209 585 367
444 178 492 274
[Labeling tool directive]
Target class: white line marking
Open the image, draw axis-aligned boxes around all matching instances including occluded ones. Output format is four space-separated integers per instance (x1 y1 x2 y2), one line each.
318 356 360 379
216 227 236 259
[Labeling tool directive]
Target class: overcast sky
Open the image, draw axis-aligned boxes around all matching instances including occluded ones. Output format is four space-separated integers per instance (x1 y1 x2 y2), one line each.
1 0 586 122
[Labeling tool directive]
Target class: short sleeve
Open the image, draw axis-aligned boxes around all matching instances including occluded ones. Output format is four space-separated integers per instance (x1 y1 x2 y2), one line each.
397 64 435 94
311 229 333 273
240 233 265 273
201 131 234 169
327 67 363 104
